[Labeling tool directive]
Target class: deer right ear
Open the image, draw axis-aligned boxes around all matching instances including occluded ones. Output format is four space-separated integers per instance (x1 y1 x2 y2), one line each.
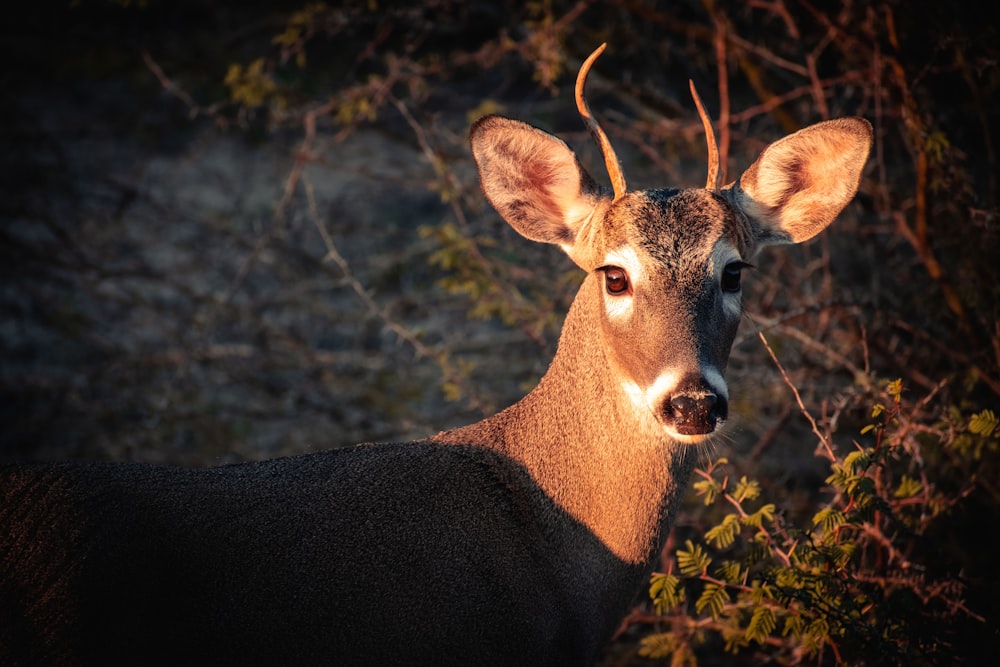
470 115 606 261
730 117 872 247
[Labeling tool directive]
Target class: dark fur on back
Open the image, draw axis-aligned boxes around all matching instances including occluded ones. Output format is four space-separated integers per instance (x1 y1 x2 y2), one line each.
1 445 641 666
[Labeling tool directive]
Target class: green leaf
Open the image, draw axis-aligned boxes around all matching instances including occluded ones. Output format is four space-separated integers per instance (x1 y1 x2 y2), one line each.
637 631 677 659
223 58 278 109
815 542 855 568
693 477 723 505
825 464 852 488
894 475 923 498
648 573 684 614
969 409 999 436
742 503 776 528
649 572 668 597
925 131 950 161
843 449 871 474
834 542 856 567
705 513 741 549
812 507 847 532
749 579 776 604
783 613 805 638
774 567 805 589
746 605 777 644
733 476 761 502
695 582 729 620
715 559 744 584
886 378 903 402
677 540 711 577
804 617 831 652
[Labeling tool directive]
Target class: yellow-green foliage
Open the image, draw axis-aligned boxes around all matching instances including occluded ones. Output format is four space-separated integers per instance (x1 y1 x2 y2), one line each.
643 380 983 665
224 58 277 109
954 409 1000 460
272 2 330 68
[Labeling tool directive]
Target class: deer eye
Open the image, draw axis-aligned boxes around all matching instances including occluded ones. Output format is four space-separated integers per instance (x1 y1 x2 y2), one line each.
721 262 748 293
603 267 630 295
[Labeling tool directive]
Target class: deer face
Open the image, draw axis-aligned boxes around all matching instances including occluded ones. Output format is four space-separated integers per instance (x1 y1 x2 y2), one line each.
470 108 869 444
591 188 753 441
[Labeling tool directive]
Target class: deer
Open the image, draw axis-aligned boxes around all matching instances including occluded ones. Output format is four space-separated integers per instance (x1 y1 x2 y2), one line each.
0 44 871 666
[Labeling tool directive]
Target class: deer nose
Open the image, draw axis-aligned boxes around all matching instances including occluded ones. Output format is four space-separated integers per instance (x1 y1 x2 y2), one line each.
664 380 727 436
669 394 717 434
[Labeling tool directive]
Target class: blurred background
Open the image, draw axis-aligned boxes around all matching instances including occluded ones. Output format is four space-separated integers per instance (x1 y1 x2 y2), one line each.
2 1 997 664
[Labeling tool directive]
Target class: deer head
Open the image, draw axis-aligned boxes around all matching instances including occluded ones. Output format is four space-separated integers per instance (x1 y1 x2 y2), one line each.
469 44 871 443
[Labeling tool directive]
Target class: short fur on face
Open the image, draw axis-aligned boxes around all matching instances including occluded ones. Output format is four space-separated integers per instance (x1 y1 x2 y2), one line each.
470 112 871 442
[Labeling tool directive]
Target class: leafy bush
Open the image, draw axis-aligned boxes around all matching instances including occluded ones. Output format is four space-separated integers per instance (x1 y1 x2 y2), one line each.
641 377 987 665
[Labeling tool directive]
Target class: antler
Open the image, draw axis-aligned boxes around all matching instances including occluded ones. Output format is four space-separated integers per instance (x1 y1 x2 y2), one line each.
688 80 721 191
576 44 627 200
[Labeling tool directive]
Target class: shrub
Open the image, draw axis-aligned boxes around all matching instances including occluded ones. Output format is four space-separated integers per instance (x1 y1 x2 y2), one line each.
640 377 986 665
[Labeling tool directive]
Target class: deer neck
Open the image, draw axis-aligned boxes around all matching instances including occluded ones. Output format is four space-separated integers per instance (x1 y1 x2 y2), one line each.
434 274 695 566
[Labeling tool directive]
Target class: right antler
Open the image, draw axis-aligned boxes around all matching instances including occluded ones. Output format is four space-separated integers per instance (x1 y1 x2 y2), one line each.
688 80 722 191
576 44 627 201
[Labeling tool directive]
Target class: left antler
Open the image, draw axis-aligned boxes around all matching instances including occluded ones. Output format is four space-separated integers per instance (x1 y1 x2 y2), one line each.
576 44 627 200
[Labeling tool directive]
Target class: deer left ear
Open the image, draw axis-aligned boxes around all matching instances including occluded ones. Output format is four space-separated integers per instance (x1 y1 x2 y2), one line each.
470 115 605 245
729 117 872 246
470 114 609 269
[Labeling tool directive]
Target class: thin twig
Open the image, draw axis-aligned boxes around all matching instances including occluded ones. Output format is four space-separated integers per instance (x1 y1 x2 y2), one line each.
388 93 553 352
751 318 836 461
142 50 225 121
300 170 488 413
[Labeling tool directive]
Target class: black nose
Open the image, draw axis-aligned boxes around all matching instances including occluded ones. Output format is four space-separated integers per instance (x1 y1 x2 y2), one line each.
669 393 720 435
663 375 728 436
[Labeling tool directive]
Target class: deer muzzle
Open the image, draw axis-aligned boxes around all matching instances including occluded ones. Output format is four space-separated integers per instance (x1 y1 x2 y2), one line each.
662 375 728 436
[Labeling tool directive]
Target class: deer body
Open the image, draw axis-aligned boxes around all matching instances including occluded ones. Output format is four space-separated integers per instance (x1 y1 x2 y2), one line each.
2 445 635 665
1 46 871 666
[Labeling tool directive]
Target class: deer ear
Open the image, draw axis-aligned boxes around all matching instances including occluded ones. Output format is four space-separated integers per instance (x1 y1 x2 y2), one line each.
470 115 606 258
730 117 872 246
